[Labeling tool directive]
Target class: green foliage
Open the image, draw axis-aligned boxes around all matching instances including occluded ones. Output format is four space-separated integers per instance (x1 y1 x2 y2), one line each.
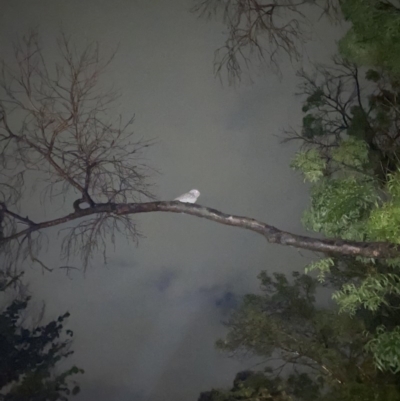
331 137 369 168
198 0 400 389
302 176 377 239
367 201 400 243
366 172 400 243
301 88 325 113
301 114 324 138
347 106 371 139
304 257 334 282
296 155 400 373
386 171 400 199
290 41 400 375
0 296 83 400
205 271 400 401
290 149 326 183
329 381 400 401
333 274 400 315
6 366 83 401
339 0 400 77
385 258 400 268
366 326 400 373
218 272 368 382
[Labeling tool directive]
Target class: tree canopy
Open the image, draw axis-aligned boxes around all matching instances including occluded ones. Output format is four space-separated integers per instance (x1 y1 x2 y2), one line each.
287 49 400 376
0 294 83 400
198 270 400 400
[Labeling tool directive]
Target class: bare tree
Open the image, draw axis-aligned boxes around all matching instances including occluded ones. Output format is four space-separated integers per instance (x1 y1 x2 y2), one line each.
0 31 154 271
192 0 340 83
0 32 400 277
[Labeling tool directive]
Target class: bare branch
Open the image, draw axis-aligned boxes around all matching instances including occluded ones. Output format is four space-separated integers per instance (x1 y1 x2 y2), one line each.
0 201 399 261
192 0 340 82
0 30 154 209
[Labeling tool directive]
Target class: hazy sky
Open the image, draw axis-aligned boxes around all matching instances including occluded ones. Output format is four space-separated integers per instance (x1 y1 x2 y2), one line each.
0 2 345 400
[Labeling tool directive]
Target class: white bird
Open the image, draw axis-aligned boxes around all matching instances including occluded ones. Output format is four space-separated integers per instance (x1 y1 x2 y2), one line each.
174 189 200 203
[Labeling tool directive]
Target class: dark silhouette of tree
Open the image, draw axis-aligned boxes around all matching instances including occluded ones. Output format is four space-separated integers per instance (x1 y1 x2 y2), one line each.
0 296 83 401
284 56 400 182
197 271 400 400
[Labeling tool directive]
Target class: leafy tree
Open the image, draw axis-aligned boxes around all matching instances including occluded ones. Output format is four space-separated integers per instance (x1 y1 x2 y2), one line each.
0 295 83 401
287 56 400 182
287 54 400 372
191 0 400 383
199 271 400 400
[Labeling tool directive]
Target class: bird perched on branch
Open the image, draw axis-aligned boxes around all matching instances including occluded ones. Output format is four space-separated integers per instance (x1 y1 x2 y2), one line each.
174 189 200 203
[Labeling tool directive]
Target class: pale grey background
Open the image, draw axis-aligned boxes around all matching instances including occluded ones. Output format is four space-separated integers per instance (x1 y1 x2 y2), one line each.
0 1 344 400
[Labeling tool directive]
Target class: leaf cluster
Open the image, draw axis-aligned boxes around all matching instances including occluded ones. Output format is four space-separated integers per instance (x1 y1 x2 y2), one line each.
206 271 400 400
0 296 83 401
340 0 400 78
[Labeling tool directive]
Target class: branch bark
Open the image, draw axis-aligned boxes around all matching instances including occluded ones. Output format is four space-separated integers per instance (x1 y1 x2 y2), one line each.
1 201 399 260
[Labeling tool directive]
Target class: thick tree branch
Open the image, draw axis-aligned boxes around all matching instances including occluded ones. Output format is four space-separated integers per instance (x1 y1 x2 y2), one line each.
1 201 399 260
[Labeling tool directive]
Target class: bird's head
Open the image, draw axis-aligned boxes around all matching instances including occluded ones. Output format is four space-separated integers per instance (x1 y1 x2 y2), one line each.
189 189 200 197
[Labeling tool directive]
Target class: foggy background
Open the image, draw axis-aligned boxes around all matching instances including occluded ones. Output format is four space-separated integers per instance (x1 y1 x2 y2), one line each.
0 1 345 400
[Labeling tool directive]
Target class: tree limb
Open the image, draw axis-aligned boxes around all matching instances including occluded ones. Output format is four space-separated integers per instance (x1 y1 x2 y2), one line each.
1 201 399 260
